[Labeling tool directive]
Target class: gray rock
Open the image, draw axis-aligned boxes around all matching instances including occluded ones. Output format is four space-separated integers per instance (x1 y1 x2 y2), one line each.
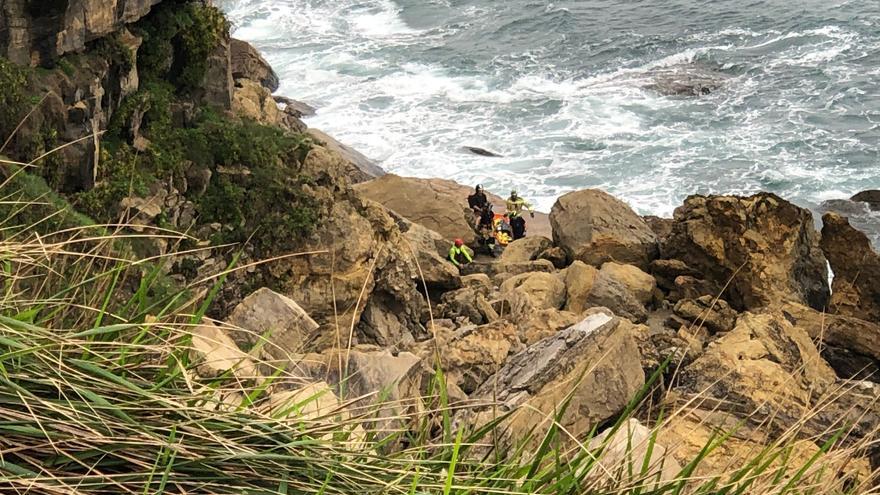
226 288 319 358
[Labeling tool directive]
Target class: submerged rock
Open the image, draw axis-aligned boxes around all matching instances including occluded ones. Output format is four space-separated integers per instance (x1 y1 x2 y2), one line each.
644 63 730 96
463 146 503 157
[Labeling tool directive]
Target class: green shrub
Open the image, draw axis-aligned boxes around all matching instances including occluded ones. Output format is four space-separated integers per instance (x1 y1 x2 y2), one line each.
0 57 29 140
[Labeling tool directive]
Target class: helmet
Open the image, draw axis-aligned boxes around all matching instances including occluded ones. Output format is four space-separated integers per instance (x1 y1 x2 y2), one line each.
454 238 463 247
510 189 518 197
476 184 483 192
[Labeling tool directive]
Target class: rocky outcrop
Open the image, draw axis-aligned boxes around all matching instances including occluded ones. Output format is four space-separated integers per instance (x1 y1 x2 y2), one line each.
644 63 729 96
662 193 829 311
821 213 880 322
550 189 658 270
307 129 386 182
680 312 835 419
460 310 645 452
851 190 880 211
0 0 162 65
230 38 279 92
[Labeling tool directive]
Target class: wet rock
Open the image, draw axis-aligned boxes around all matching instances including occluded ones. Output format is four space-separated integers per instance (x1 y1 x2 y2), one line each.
851 190 880 211
662 193 829 311
821 213 880 322
230 38 279 92
550 189 658 270
645 63 730 97
673 296 737 333
463 146 502 157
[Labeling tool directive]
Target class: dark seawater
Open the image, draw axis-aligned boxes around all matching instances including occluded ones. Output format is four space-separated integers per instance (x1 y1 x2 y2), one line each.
219 0 880 225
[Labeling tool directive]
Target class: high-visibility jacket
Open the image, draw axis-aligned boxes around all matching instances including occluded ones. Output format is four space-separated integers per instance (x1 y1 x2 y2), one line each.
506 196 533 218
448 245 473 267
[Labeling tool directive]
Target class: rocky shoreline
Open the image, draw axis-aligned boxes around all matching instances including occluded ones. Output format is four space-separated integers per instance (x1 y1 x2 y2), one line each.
2 0 880 488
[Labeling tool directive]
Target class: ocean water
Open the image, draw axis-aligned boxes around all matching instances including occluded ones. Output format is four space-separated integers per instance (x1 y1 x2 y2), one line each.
218 0 880 219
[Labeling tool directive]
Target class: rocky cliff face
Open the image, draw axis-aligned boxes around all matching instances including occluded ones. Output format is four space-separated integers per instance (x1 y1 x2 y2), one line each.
0 0 162 65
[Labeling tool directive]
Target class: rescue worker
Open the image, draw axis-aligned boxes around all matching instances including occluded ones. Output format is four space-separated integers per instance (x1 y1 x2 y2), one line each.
506 189 534 240
467 184 489 214
448 238 473 268
477 203 496 254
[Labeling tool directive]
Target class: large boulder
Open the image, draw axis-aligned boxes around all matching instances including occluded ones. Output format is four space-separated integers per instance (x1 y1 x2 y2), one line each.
780 302 880 380
395 216 461 290
563 261 650 322
498 236 552 264
230 38 279 91
680 312 836 419
499 271 566 310
355 174 477 244
459 310 645 452
662 193 829 311
550 189 658 270
821 213 880 322
225 287 319 359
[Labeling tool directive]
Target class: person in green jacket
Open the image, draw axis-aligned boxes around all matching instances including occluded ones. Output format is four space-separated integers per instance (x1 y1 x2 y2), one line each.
448 238 473 267
506 190 534 240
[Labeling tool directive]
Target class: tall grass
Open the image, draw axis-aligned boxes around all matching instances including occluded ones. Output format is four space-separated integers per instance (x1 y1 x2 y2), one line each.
1 161 879 493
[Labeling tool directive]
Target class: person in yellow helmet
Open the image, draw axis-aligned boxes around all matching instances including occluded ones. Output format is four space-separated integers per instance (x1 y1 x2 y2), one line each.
506 189 534 240
448 238 473 267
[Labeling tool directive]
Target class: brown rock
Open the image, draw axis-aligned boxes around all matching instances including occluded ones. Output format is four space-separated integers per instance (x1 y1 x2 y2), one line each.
437 287 498 325
649 258 700 291
550 189 658 269
190 321 257 382
230 38 279 91
459 311 645 453
226 288 319 359
518 308 581 345
643 215 674 241
537 245 568 269
851 190 880 211
662 193 829 311
498 236 552 263
680 312 836 417
397 217 461 290
821 213 880 322
499 271 566 310
599 262 656 306
562 261 600 313
673 296 737 333
307 129 386 182
233 79 280 124
669 275 722 302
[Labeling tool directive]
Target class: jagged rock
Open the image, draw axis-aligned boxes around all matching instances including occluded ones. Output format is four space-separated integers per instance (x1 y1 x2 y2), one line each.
537 245 568 269
309 129 386 182
499 272 566 310
680 312 836 417
669 275 721 302
562 261 599 314
275 95 316 117
437 287 498 325
649 259 700 291
420 321 523 395
230 38 279 92
550 189 658 270
198 34 234 110
645 63 729 96
821 213 880 322
461 273 492 290
190 321 257 381
599 262 656 306
490 288 536 322
518 308 581 345
1 0 162 65
233 79 281 125
643 215 674 242
499 236 552 263
225 288 318 359
396 217 461 290
662 193 829 311
673 296 737 333
587 419 681 489
851 190 880 211
459 311 645 452
780 302 880 380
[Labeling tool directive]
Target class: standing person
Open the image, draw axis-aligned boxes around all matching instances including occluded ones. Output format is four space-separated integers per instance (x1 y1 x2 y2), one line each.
467 184 488 225
506 189 534 240
448 238 473 268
